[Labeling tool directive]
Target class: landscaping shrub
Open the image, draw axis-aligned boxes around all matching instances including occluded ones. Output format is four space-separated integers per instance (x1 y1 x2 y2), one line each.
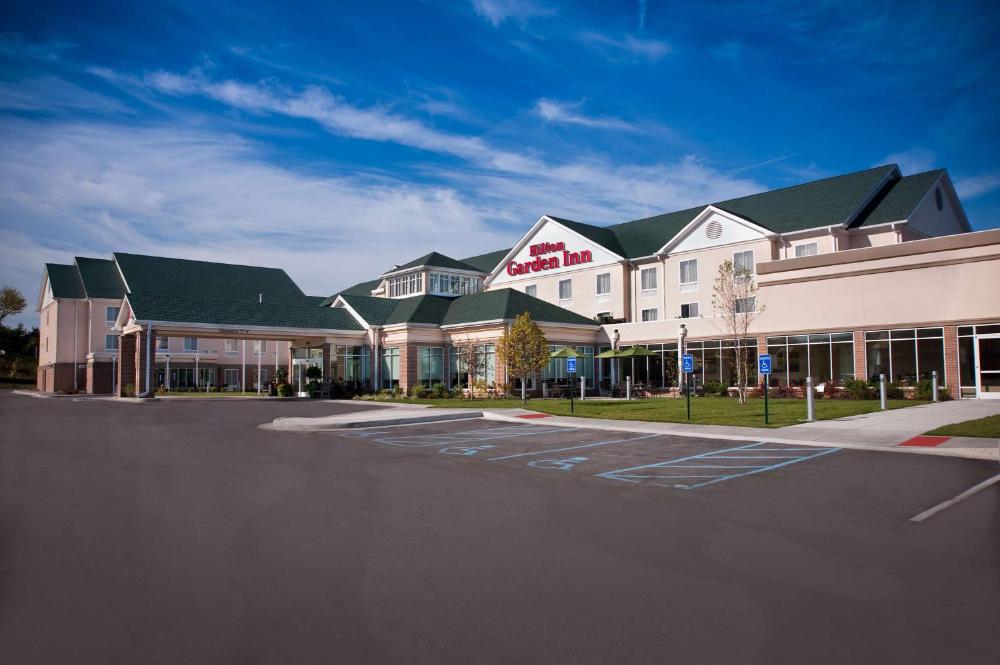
886 382 904 399
913 380 951 401
277 383 293 397
305 379 320 396
412 385 428 399
843 379 873 400
122 383 135 397
430 382 448 399
703 381 728 397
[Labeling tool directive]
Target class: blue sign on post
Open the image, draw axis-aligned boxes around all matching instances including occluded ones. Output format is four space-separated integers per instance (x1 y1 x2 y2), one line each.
566 357 577 373
758 354 772 375
682 354 694 373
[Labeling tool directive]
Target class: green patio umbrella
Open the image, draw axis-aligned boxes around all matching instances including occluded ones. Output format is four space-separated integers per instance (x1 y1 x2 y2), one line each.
616 346 658 389
548 347 578 358
595 348 620 359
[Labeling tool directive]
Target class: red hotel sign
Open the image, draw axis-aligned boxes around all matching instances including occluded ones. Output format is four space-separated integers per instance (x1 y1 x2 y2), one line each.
506 241 593 276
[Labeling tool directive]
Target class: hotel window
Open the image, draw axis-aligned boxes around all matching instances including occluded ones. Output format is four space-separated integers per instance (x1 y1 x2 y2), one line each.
183 337 198 352
766 332 854 387
157 336 169 350
224 368 239 388
450 344 495 387
641 308 658 322
735 297 755 314
525 284 537 298
225 339 239 355
733 250 754 275
105 335 118 351
596 273 611 300
381 347 400 388
254 340 267 354
429 272 478 296
105 306 120 323
865 328 944 385
417 347 444 387
680 303 699 318
679 259 698 291
558 279 572 302
795 243 818 257
388 272 424 297
640 267 657 292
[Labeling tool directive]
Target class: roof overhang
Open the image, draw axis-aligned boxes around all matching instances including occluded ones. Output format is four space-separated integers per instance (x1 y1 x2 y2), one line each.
655 205 776 256
484 215 626 287
122 319 366 339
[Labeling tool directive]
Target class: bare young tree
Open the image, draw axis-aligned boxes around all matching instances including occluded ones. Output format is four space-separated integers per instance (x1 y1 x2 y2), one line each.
453 337 492 399
711 259 765 404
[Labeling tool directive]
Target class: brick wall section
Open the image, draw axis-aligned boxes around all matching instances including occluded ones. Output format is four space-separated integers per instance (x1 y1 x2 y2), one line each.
853 330 866 381
399 343 418 392
134 330 156 396
117 334 136 396
87 361 114 394
943 324 959 398
322 344 332 383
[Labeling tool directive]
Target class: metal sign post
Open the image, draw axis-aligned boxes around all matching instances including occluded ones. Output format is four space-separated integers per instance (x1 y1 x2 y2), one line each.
682 354 694 421
566 356 577 414
759 354 772 425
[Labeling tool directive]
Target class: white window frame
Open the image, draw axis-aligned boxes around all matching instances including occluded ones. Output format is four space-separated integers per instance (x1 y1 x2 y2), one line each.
795 242 819 258
104 334 118 351
680 302 699 319
733 250 754 276
558 279 572 303
225 339 239 355
641 308 658 322
525 284 537 298
735 297 756 314
679 259 698 292
157 336 169 350
105 306 120 324
224 368 240 387
596 273 611 302
640 267 658 294
183 337 198 352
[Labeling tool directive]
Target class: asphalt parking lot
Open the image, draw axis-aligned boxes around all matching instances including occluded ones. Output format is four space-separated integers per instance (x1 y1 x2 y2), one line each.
1 393 998 665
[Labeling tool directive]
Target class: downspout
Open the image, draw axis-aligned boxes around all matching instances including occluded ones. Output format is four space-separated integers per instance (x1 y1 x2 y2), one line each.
73 300 79 391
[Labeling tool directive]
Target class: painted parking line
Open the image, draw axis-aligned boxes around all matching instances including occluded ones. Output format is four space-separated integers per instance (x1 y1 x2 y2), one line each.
909 472 1000 523
486 433 661 461
372 425 578 448
597 442 839 490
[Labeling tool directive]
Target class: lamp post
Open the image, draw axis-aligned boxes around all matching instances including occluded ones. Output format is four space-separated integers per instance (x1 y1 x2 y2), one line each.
677 324 688 392
165 352 170 392
111 352 117 396
612 328 620 394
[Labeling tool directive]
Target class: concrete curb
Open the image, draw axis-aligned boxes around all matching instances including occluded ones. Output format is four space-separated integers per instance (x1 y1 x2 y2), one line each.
479 410 1000 462
262 411 483 431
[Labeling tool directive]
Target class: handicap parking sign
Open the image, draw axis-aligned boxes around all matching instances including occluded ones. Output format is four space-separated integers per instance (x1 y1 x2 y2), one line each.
758 354 772 375
566 357 577 373
682 354 694 373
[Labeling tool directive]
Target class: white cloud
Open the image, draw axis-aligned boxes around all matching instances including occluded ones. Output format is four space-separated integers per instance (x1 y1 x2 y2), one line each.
470 0 554 27
577 32 671 63
881 148 937 174
533 98 635 131
954 172 1000 200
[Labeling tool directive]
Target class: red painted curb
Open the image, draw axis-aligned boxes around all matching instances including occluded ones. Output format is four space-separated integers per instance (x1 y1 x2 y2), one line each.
899 435 951 447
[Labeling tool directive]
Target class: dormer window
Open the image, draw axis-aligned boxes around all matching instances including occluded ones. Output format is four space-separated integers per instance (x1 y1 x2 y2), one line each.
429 272 479 296
388 272 423 298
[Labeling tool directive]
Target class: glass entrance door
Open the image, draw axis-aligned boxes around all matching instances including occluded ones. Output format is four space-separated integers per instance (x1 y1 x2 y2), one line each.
976 335 1000 398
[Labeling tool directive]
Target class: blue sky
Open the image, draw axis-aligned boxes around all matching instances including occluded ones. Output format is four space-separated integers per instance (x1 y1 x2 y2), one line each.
1 0 999 328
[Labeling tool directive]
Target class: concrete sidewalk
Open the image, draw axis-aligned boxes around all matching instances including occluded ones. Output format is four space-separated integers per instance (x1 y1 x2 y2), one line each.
480 400 1000 461
262 403 483 431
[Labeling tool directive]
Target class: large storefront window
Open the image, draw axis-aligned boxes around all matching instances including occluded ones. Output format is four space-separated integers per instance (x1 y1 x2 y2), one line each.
681 339 757 388
334 345 370 386
958 324 1000 397
293 347 324 393
448 344 494 387
429 273 479 296
417 347 444 387
611 343 679 389
766 332 854 386
542 345 594 388
381 347 400 388
865 328 943 385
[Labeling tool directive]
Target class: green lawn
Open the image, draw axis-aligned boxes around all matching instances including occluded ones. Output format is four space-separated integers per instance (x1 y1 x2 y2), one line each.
373 397 926 428
926 414 1000 438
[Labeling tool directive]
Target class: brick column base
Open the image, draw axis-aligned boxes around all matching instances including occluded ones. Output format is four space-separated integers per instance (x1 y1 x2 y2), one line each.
943 325 959 398
853 330 866 381
117 334 137 397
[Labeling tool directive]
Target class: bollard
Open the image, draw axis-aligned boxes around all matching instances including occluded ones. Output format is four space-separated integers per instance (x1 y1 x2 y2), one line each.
543 381 548 399
580 378 585 400
806 376 815 422
879 373 887 410
931 370 938 402
626 376 631 401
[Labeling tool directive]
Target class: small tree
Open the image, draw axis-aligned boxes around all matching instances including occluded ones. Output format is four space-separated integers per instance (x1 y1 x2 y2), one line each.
496 312 550 404
0 286 27 326
711 259 764 404
452 338 493 399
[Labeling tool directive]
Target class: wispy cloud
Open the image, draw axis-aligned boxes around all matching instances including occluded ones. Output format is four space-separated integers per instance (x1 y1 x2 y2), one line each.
533 98 636 132
577 31 671 63
880 148 937 174
955 171 1000 200
470 0 555 27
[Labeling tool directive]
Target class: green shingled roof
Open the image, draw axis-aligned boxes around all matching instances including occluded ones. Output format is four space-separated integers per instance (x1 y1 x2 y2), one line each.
114 252 307 304
45 263 86 299
459 248 511 273
441 288 595 327
75 257 126 299
385 294 454 325
126 293 363 330
338 294 398 326
852 170 943 228
319 278 382 306
384 251 481 275
547 216 626 256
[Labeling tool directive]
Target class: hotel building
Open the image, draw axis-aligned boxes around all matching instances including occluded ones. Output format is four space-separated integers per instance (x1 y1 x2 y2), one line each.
36 164 1000 398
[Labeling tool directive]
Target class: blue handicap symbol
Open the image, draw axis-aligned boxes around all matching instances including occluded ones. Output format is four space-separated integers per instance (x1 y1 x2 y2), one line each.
682 354 694 373
566 357 577 373
439 445 496 456
527 456 589 471
758 354 772 375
